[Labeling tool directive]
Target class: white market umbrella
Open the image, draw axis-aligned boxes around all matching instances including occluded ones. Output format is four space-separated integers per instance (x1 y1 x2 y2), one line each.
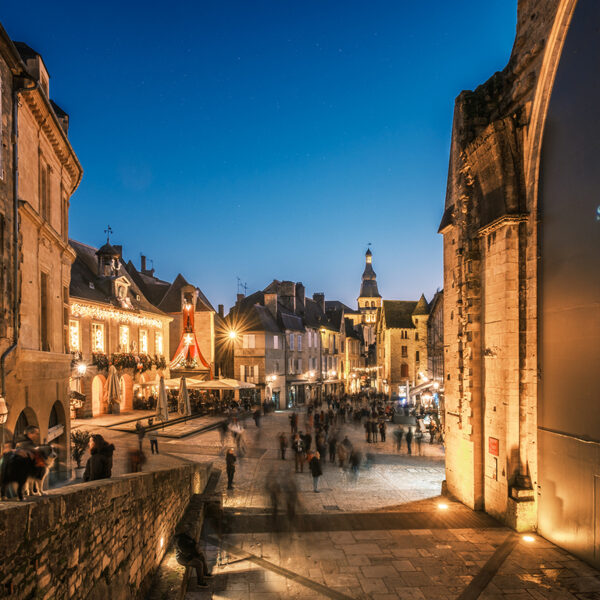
179 377 192 417
156 376 169 422
106 365 121 414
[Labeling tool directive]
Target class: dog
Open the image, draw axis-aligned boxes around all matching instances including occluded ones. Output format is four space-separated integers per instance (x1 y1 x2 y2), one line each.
0 445 57 501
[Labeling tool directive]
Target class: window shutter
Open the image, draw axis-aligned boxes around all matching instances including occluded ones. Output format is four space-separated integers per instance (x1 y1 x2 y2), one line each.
253 365 259 380
240 365 244 381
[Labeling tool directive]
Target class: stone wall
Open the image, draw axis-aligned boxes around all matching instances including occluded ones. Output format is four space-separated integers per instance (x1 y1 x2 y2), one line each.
0 462 211 600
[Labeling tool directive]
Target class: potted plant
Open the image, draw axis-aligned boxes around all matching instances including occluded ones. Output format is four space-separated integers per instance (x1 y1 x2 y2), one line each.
71 430 91 479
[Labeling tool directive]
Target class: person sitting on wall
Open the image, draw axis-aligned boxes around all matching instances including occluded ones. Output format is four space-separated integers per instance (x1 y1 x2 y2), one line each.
174 530 212 588
15 425 40 451
83 434 115 481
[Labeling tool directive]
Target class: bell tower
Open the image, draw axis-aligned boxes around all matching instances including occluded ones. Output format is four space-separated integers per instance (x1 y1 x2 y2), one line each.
358 247 381 345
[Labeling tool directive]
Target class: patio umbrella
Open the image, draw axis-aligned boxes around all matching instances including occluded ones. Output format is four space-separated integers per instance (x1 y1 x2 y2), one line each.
178 377 192 417
156 376 169 422
106 365 121 414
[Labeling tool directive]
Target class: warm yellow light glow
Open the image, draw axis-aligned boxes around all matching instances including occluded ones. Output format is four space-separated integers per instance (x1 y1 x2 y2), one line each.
92 322 105 353
433 382 440 390
160 537 164 548
69 320 80 352
119 325 130 351
155 332 163 356
139 329 148 353
77 362 87 375
228 330 237 339
522 535 535 543
71 302 163 329
438 503 448 510
184 333 194 346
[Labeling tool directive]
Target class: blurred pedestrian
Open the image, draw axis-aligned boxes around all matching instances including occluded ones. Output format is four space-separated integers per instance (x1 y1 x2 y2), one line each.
394 427 404 453
416 429 423 455
309 451 323 492
406 427 413 455
226 448 236 490
219 420 228 446
328 435 337 463
293 434 305 473
135 420 145 451
379 420 386 443
278 432 288 460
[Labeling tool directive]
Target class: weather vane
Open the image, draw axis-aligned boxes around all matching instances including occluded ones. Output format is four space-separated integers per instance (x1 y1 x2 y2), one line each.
104 225 113 243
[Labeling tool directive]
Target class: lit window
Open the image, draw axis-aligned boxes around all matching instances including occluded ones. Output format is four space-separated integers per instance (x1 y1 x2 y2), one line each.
92 323 105 353
242 334 255 349
297 334 302 351
119 325 130 352
139 329 148 353
273 335 279 349
155 332 163 355
289 333 294 350
69 320 80 352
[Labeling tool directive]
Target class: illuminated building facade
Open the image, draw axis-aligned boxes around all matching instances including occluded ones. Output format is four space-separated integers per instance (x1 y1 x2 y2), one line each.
440 0 600 566
0 34 82 481
357 248 382 347
69 240 171 416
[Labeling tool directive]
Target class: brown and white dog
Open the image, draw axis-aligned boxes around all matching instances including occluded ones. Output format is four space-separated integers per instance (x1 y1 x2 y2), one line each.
0 445 57 501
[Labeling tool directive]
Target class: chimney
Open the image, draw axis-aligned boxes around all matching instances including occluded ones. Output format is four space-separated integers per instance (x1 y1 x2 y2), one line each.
236 293 245 305
218 304 224 318
296 282 305 312
279 281 296 313
264 292 278 318
141 255 146 272
313 292 325 313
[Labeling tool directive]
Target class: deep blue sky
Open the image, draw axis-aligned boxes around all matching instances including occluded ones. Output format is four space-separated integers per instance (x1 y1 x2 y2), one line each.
3 1 517 310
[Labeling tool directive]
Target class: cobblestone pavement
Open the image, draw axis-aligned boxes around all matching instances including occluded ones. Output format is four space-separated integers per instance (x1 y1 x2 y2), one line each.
147 409 600 600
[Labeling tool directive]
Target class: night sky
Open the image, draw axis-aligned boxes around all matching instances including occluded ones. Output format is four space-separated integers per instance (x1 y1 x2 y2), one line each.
2 1 517 310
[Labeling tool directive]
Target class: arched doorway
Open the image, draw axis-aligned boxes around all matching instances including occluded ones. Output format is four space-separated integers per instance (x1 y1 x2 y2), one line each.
48 401 67 484
12 407 39 445
120 373 133 411
92 375 105 416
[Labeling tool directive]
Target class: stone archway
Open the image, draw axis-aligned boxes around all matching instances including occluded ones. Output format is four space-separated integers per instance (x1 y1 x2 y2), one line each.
48 401 67 484
12 407 39 445
91 374 106 417
119 373 134 411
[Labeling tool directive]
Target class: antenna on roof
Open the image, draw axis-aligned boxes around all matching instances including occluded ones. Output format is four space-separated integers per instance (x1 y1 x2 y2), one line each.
236 277 248 296
104 225 113 243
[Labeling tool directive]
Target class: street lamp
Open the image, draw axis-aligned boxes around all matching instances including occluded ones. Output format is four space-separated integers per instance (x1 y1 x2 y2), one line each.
77 362 87 376
228 330 237 340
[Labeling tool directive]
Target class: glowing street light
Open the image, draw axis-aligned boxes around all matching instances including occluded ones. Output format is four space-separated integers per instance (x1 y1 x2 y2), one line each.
77 362 87 376
228 330 237 340
0 396 8 425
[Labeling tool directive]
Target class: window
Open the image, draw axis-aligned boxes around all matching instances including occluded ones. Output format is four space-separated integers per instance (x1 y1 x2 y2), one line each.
401 346 408 358
297 334 302 351
63 285 69 353
92 323 105 353
273 335 279 349
401 363 409 378
242 334 255 349
61 195 68 240
298 359 302 372
40 271 50 351
69 320 80 352
415 332 419 341
416 351 420 362
289 333 294 350
40 162 51 221
119 325 130 352
155 332 163 355
139 329 148 353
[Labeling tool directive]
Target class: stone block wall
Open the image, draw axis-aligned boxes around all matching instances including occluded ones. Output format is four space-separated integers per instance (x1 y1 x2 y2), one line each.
0 462 211 600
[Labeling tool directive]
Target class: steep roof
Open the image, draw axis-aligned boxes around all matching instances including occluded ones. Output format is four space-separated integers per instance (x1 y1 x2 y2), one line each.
325 300 358 314
413 294 429 315
69 239 166 316
382 300 418 329
156 273 215 313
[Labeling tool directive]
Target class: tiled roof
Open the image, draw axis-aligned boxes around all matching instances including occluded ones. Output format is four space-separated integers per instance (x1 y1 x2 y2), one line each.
382 300 418 329
413 294 429 315
69 239 166 316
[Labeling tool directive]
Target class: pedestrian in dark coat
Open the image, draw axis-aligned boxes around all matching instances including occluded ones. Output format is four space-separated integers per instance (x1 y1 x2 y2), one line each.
293 434 305 473
406 427 414 455
372 419 378 443
83 434 115 481
174 531 212 588
135 421 145 451
309 452 323 492
365 420 371 443
278 432 288 460
394 427 404 453
328 436 337 463
226 448 236 489
379 420 386 443
303 432 312 453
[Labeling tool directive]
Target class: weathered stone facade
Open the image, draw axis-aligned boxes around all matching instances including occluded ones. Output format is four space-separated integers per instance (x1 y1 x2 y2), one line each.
0 37 82 480
441 0 585 539
0 462 210 599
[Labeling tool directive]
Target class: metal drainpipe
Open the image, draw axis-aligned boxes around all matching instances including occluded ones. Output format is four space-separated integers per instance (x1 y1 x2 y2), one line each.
0 74 38 401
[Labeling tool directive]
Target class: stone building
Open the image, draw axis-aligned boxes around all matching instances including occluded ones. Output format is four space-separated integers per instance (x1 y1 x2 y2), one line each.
126 258 218 379
375 297 429 398
440 0 600 565
357 248 382 347
0 34 82 480
69 240 171 416
224 281 340 409
426 290 444 384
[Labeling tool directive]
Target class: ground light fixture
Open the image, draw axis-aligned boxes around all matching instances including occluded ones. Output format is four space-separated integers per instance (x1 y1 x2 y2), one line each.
522 535 535 543
437 503 449 510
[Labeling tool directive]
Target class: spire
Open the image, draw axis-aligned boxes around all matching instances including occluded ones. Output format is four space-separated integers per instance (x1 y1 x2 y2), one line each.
413 294 429 315
359 247 381 298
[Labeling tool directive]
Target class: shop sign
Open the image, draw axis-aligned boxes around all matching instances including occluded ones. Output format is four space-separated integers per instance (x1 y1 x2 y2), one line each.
488 436 499 456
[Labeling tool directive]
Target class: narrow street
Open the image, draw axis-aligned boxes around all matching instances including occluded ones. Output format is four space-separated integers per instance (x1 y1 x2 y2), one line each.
146 409 600 600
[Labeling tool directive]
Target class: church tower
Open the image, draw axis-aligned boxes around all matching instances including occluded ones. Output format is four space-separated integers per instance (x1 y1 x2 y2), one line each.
358 248 382 346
